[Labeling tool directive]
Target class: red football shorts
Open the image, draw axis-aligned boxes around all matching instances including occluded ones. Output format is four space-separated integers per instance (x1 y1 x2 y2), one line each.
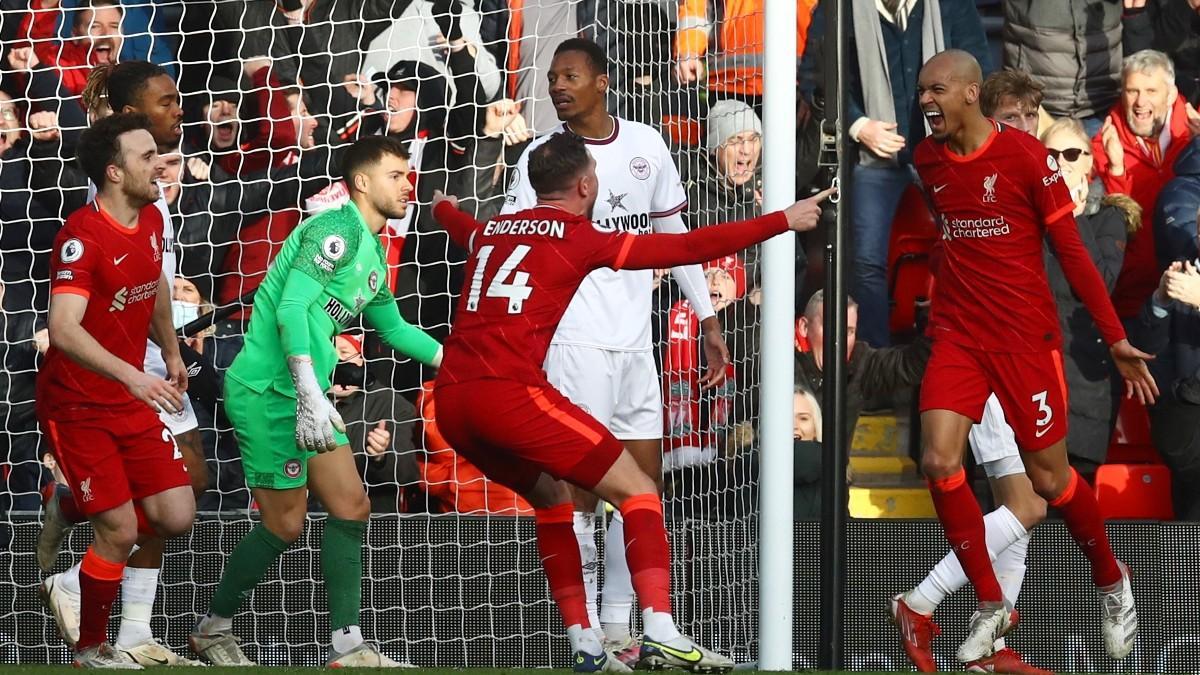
39 405 190 516
920 340 1068 451
433 379 626 495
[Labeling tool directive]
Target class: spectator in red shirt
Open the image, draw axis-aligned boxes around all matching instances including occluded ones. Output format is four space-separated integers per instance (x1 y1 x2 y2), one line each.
23 0 125 98
214 63 320 320
1092 49 1200 318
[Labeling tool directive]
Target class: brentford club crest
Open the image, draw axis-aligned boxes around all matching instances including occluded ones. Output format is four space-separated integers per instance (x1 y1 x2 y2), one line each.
368 270 380 293
284 459 302 478
629 156 650 180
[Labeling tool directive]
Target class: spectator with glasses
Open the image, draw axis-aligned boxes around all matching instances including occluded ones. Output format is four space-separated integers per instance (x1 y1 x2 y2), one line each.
1041 118 1140 476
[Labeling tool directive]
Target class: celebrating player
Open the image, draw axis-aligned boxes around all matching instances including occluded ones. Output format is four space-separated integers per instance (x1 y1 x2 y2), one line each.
911 50 1155 663
433 131 832 672
189 136 442 668
502 38 726 662
38 113 196 669
38 60 208 667
889 70 1055 675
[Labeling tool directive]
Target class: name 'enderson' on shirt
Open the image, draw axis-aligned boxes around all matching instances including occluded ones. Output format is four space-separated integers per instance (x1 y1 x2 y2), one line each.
482 218 567 238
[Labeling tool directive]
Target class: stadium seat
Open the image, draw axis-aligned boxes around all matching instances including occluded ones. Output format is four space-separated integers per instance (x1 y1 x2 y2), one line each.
1106 397 1163 464
1094 464 1174 520
887 186 937 336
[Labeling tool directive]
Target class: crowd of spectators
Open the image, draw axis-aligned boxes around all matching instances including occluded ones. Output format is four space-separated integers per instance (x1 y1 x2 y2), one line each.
0 0 1198 521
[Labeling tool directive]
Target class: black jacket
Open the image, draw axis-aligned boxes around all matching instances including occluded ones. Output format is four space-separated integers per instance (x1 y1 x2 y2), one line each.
334 382 420 513
0 138 60 311
1129 294 1200 520
794 336 930 442
1044 196 1132 464
1123 0 1200 105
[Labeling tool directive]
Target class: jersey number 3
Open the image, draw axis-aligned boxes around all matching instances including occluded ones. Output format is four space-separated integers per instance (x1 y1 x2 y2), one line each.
466 244 533 314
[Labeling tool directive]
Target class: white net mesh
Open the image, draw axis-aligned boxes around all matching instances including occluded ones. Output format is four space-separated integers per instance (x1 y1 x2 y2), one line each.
0 0 777 665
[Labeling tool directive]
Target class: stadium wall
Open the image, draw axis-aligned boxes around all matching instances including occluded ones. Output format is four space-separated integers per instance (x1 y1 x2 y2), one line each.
1 518 1196 671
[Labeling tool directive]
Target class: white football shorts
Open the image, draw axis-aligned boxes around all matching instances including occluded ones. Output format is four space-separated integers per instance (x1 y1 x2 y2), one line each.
544 344 662 441
145 340 199 435
968 394 1026 479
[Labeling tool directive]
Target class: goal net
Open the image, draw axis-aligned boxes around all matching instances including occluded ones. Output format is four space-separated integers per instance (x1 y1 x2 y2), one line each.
0 0 769 666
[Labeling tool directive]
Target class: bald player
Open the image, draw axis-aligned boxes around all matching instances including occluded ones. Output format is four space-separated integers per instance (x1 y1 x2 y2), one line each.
908 49 1153 663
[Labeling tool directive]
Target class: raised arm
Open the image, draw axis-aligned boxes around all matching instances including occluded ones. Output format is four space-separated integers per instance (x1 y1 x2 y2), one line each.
432 193 485 249
362 287 443 367
607 188 833 270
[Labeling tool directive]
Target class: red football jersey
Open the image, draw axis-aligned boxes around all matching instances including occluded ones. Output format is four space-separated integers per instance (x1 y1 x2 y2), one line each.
38 201 167 418
914 122 1124 353
435 204 634 386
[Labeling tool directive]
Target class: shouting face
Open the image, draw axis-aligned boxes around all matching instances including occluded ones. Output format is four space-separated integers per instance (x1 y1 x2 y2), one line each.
1122 68 1175 139
76 5 124 66
716 130 762 187
917 54 982 143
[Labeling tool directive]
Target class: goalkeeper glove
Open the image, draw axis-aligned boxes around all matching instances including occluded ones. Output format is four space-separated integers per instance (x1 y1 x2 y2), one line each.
288 355 346 453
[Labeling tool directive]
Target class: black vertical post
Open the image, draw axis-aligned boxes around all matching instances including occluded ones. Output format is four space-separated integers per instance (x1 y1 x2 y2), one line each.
818 0 849 669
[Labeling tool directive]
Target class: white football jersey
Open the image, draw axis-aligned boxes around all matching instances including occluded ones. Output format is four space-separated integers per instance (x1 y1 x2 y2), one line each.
502 117 686 352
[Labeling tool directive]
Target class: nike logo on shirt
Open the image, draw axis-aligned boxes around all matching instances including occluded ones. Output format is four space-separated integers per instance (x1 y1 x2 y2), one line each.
1035 424 1054 438
933 184 948 193
113 254 129 265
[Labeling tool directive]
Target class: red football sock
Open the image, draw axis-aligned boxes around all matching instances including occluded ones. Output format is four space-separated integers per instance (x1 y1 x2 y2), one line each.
77 547 125 651
1049 469 1122 587
618 493 672 615
534 503 590 628
928 469 1003 604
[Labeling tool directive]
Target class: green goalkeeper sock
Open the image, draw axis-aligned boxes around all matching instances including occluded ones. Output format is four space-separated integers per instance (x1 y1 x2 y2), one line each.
209 524 290 619
322 517 366 631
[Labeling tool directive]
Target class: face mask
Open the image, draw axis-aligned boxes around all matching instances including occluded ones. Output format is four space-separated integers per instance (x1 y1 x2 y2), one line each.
334 361 371 388
172 300 200 330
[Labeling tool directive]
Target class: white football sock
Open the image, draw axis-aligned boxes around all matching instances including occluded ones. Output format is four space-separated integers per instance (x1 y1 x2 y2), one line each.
115 566 159 648
331 625 364 654
573 511 602 632
642 609 682 643
567 624 604 656
909 506 1027 613
995 531 1030 610
198 612 232 635
599 509 635 642
60 561 82 596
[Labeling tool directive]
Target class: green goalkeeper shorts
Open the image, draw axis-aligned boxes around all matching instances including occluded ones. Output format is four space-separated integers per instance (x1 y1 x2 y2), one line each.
224 377 349 490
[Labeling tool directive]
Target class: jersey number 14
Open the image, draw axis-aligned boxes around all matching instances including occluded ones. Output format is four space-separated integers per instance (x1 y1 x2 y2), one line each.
466 244 533 314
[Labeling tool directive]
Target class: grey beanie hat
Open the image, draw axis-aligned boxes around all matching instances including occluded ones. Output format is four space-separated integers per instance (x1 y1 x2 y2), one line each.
706 99 763 152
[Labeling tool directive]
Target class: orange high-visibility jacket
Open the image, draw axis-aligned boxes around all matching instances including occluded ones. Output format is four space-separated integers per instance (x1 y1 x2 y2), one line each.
675 0 817 97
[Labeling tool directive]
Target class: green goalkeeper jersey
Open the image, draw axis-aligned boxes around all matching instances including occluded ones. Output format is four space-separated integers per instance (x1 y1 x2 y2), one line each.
226 201 440 398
